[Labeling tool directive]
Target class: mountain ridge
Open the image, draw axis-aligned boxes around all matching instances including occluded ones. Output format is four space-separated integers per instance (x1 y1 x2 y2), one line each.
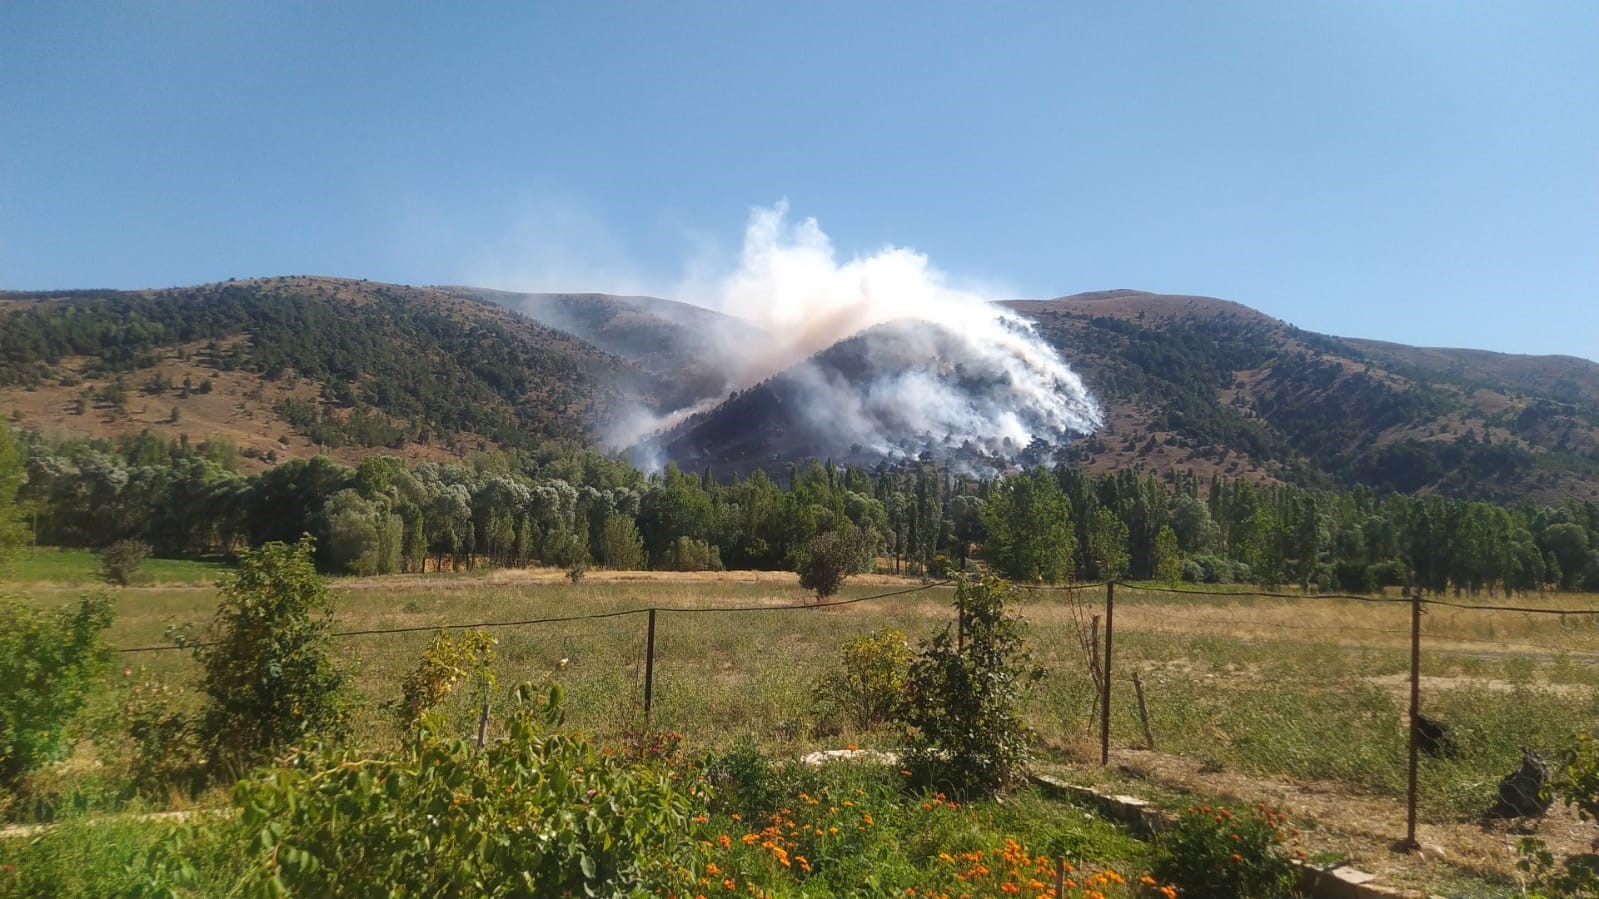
2 277 1594 501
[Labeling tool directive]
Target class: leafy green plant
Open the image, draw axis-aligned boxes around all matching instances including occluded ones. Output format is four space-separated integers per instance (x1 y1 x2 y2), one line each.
144 685 707 898
102 666 205 798
813 627 911 733
900 572 1038 797
704 739 781 822
1515 732 1599 898
1151 803 1303 899
397 628 498 726
0 593 114 792
796 526 868 598
189 535 346 772
95 539 151 586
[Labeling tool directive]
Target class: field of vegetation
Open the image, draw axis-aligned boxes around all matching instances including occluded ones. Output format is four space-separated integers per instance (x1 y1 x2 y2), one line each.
6 559 1597 896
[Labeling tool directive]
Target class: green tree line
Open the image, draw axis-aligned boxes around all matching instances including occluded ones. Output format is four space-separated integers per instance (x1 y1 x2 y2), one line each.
4 424 1598 595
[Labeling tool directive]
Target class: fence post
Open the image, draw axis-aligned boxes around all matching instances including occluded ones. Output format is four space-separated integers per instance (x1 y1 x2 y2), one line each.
1403 584 1421 850
1101 581 1115 766
644 608 657 724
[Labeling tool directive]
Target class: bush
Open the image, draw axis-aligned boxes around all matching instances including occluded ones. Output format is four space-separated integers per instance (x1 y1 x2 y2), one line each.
104 667 205 799
659 536 723 572
1186 554 1236 584
900 572 1037 797
95 540 150 586
704 739 781 823
797 526 868 598
190 535 345 771
1151 803 1302 899
145 686 706 897
0 594 114 791
1516 733 1599 898
813 627 911 733
397 629 497 727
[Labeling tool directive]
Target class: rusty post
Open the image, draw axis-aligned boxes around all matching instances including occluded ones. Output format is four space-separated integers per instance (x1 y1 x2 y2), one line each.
1101 581 1115 766
1404 583 1422 850
644 608 657 723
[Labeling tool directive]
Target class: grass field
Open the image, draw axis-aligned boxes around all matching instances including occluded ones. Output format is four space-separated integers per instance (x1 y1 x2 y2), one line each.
1 547 226 586
10 568 1599 893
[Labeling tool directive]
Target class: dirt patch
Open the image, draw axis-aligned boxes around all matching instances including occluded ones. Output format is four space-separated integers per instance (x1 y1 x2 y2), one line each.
1368 673 1589 703
1053 748 1595 893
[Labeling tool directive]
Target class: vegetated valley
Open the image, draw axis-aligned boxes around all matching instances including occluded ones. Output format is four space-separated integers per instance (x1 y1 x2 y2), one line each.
4 276 1599 899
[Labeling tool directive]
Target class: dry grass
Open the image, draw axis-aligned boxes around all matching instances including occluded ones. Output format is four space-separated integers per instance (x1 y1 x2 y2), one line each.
14 571 1596 891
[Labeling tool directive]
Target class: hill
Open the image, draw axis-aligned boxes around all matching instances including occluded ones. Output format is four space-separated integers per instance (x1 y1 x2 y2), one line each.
3 278 1593 502
437 287 769 409
0 276 662 470
1008 291 1599 501
659 290 1598 501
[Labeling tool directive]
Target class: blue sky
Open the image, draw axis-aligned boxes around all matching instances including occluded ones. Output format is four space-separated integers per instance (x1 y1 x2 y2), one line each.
3 2 1595 360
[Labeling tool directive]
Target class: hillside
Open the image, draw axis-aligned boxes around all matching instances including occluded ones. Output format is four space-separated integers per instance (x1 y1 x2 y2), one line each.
1009 291 1599 501
3 278 1593 502
0 276 662 470
438 287 770 409
657 290 1598 501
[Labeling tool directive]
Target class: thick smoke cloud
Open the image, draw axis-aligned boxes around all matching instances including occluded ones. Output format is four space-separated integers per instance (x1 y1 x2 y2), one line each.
629 202 1102 467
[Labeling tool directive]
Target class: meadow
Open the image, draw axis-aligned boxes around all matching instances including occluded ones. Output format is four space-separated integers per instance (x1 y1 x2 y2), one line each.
8 566 1598 895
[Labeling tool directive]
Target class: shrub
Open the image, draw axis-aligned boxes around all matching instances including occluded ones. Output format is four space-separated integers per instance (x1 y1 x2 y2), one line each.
660 536 722 572
900 572 1037 797
95 540 150 586
1151 803 1302 899
190 535 345 771
1516 733 1599 898
704 739 780 823
0 594 114 791
813 627 911 733
797 526 868 598
145 686 707 897
397 629 498 727
104 667 205 798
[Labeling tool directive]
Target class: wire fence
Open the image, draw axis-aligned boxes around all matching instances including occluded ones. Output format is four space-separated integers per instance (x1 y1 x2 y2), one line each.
107 575 1599 859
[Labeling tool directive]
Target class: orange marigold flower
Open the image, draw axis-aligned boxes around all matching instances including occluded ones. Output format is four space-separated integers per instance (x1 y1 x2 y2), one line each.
1231 853 1244 863
722 879 736 891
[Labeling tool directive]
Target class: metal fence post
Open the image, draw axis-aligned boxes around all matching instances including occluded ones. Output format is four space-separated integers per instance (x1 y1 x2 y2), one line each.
1404 584 1421 850
1101 581 1115 766
644 608 657 723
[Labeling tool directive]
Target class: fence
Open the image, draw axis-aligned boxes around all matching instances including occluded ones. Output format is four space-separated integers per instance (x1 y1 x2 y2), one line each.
109 573 1599 862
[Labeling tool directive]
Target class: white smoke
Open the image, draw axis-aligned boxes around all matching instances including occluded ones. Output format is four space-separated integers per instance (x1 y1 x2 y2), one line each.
628 202 1102 467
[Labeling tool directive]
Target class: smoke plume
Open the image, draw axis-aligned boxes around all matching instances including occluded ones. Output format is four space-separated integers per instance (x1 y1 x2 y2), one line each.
631 202 1102 468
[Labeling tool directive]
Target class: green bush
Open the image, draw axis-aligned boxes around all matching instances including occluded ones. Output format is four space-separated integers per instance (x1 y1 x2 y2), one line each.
1516 733 1599 898
900 572 1037 798
813 627 911 733
796 526 869 598
190 535 346 772
0 594 114 792
95 540 150 587
704 739 781 823
145 685 706 898
103 667 205 799
396 628 497 727
1151 803 1302 899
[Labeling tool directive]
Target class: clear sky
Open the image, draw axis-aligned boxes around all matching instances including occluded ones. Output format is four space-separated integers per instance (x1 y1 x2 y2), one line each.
3 2 1595 360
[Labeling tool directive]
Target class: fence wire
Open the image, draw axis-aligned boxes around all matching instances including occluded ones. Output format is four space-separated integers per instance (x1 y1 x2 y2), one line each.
102 576 1599 860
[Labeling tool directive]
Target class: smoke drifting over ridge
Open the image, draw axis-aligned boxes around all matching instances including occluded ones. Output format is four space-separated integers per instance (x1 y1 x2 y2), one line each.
628 203 1102 469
